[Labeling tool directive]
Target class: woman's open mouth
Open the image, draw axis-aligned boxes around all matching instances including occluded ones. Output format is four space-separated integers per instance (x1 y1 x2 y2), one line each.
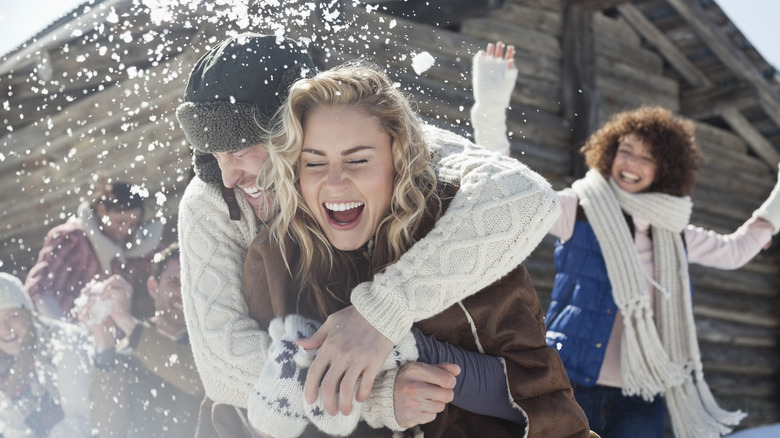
325 201 364 226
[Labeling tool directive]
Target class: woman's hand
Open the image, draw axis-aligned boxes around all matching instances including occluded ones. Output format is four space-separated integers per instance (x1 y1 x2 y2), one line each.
485 41 515 69
393 362 460 428
296 305 393 415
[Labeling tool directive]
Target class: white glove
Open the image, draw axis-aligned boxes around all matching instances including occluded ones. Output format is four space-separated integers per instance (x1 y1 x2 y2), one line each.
470 50 518 156
753 163 780 234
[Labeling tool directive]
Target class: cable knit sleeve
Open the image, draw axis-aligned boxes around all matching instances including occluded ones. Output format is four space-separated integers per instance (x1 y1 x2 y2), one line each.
351 125 561 344
178 177 271 408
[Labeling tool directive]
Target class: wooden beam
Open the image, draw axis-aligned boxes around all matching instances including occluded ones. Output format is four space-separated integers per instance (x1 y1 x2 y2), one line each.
681 83 757 119
573 0 630 13
721 108 780 169
617 3 712 89
666 0 780 146
562 1 601 177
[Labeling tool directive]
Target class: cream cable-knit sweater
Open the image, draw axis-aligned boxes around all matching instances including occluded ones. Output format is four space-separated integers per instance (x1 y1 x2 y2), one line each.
178 124 561 409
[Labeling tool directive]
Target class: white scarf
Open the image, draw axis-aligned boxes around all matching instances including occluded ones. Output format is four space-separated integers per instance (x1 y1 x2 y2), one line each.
571 170 745 438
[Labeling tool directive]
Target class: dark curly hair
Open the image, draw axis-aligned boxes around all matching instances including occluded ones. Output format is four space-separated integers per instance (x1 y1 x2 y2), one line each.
580 106 701 196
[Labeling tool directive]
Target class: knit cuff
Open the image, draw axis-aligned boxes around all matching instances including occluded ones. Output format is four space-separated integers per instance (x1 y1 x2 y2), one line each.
753 164 780 234
362 368 404 431
380 330 419 372
351 281 412 346
471 103 510 155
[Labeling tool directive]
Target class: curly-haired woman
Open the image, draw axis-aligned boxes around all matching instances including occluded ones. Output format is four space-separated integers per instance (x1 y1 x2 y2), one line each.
539 106 779 438
469 51 780 437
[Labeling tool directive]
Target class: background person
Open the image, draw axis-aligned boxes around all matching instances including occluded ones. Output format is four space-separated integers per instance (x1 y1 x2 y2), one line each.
25 181 164 322
78 242 203 438
0 273 92 438
472 53 780 437
541 107 778 438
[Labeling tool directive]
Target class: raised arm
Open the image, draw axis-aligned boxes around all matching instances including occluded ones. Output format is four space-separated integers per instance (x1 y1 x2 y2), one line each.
178 177 268 407
470 41 518 156
687 163 780 268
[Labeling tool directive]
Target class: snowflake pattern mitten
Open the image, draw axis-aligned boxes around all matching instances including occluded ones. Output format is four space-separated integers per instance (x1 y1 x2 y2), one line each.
302 329 419 436
247 314 320 438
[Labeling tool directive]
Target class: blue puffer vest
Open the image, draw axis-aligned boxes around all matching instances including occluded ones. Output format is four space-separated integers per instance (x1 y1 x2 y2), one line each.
545 219 618 387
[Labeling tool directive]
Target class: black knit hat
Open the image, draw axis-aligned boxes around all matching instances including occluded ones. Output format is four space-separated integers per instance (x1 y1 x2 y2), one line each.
176 33 316 184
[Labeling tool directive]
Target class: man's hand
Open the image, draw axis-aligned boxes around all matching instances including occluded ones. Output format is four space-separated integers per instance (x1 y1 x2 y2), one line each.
394 362 460 429
296 305 393 416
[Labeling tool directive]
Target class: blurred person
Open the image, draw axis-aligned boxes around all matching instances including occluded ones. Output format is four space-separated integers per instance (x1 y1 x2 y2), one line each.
541 107 778 438
473 58 778 438
79 243 203 438
25 181 164 323
0 273 92 438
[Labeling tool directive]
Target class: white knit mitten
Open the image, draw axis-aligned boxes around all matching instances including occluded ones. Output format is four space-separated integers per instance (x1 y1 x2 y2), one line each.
470 50 518 156
247 315 321 438
299 330 419 436
753 164 780 234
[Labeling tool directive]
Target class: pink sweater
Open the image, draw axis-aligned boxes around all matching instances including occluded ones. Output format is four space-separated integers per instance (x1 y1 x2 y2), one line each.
549 188 773 387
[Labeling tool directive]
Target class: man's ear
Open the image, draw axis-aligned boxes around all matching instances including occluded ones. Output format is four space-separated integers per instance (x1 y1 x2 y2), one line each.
146 276 158 300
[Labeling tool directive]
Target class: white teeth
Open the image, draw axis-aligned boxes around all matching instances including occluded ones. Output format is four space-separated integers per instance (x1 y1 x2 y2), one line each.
621 171 640 182
325 201 364 212
242 185 263 198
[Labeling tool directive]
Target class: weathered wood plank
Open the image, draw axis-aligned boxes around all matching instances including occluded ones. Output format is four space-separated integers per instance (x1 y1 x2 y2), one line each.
486 2 563 35
681 83 757 120
594 31 664 73
721 108 780 169
665 0 780 135
505 0 565 14
561 3 599 177
690 264 780 299
460 18 562 59
595 56 680 97
617 3 712 89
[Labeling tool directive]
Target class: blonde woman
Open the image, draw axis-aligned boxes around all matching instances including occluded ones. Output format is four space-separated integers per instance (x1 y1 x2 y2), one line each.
241 60 591 438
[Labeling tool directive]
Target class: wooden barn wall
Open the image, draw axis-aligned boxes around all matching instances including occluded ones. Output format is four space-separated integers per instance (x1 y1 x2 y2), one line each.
0 0 777 431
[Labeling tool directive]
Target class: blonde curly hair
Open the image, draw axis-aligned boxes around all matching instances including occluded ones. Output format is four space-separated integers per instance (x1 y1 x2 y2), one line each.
259 59 439 316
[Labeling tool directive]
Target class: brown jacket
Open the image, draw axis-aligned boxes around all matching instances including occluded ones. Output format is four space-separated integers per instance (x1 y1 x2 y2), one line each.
241 187 589 438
